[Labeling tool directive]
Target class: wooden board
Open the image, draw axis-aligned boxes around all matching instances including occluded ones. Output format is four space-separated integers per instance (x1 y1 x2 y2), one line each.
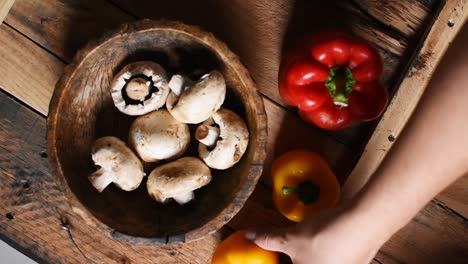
351 0 437 37
0 23 62 115
0 0 467 263
0 0 15 24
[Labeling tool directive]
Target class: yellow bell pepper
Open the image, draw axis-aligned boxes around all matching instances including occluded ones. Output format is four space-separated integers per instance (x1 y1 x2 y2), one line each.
272 150 341 222
212 230 279 264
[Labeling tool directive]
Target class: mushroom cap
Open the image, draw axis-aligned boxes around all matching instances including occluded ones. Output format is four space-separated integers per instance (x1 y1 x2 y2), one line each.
89 136 144 192
166 70 226 124
197 108 249 170
128 109 190 162
111 61 169 116
146 157 212 203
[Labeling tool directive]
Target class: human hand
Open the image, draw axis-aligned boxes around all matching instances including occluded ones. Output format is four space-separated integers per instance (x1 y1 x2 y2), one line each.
246 204 387 264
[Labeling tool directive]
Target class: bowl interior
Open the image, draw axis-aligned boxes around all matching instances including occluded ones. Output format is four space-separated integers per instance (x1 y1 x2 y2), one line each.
53 27 262 239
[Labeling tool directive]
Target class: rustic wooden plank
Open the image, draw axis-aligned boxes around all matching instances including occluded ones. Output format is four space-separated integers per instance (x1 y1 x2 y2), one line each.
376 201 468 263
0 25 62 115
436 174 468 218
4 0 133 61
331 1 408 56
343 0 468 199
352 0 438 37
0 0 15 24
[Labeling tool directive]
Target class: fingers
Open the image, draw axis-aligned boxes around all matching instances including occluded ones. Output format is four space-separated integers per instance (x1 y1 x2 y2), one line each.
246 228 293 254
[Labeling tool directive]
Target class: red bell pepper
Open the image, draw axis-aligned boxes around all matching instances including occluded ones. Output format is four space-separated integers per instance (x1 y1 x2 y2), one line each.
279 32 388 130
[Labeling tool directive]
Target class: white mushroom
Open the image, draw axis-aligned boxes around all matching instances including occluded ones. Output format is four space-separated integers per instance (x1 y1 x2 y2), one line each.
110 61 169 116
195 108 249 170
146 157 212 204
166 70 226 124
88 136 145 192
128 109 190 163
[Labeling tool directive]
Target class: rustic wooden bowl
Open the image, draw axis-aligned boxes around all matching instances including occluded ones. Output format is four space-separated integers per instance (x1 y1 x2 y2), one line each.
47 19 267 245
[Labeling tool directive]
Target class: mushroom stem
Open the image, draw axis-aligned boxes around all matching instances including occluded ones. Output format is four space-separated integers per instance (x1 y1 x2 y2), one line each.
125 77 150 101
173 192 195 205
196 125 220 148
88 169 114 193
168 75 185 96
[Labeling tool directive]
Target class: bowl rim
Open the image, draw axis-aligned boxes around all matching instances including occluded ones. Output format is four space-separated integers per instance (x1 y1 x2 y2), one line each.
47 19 267 245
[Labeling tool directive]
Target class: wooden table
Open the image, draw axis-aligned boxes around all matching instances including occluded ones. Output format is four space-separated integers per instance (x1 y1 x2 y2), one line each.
0 0 466 263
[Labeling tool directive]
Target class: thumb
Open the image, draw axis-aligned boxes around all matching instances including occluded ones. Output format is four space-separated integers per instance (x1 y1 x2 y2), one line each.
246 228 293 253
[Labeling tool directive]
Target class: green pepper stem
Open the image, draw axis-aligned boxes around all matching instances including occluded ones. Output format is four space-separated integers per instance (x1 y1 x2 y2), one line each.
282 187 297 195
281 181 321 205
324 67 356 107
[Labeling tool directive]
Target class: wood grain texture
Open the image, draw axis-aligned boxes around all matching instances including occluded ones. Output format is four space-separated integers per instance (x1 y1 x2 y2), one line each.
436 175 468 218
353 0 438 37
331 0 408 56
343 0 468 199
4 0 133 61
376 201 468 263
0 0 15 24
0 25 62 115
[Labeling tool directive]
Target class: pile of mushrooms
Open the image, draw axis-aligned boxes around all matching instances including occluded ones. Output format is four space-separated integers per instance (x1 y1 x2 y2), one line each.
88 61 249 205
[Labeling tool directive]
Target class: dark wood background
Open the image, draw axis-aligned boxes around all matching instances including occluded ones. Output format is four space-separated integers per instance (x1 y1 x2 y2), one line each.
0 0 466 263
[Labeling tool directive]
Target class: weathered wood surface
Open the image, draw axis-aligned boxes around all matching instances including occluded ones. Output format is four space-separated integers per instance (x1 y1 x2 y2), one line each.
0 24 62 115
0 0 466 263
436 174 468 217
0 0 15 24
352 0 438 37
4 0 132 61
376 201 467 263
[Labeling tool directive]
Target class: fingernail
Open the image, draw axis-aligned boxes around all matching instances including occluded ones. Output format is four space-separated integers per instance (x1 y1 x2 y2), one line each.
245 231 256 240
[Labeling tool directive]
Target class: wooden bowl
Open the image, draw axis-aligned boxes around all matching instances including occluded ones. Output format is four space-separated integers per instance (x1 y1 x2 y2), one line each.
47 19 267 244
